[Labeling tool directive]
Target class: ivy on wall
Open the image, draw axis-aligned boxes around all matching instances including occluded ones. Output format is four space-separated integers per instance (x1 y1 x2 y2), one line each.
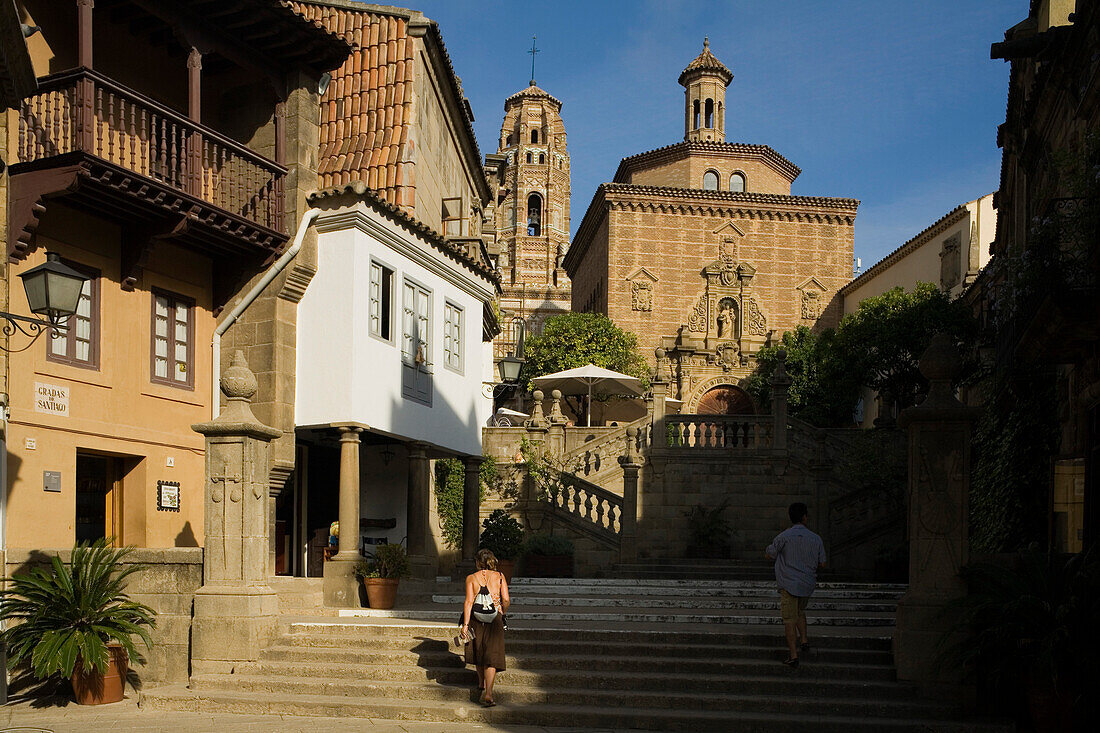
434 456 500 550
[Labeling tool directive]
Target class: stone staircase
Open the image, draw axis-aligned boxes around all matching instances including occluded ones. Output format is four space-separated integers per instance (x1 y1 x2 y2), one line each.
140 575 1009 730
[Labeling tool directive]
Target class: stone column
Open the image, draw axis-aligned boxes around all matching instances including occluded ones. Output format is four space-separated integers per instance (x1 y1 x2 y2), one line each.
619 426 642 563
770 349 792 450
894 334 979 685
462 456 484 563
406 442 433 578
191 351 281 676
322 425 362 607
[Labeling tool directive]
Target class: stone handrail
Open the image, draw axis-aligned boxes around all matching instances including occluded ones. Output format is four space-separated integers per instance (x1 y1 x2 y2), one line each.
541 472 622 546
663 414 773 449
563 415 650 479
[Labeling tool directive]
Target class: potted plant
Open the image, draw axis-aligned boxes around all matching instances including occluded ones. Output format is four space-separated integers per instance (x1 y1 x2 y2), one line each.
479 509 523 582
354 543 411 610
683 499 733 559
0 539 156 705
522 534 574 578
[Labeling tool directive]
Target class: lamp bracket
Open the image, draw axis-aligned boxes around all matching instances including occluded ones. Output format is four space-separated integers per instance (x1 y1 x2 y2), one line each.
1 312 68 353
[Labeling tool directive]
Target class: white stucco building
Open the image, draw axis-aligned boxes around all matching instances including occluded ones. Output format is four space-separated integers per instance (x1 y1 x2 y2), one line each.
293 185 498 588
840 193 996 426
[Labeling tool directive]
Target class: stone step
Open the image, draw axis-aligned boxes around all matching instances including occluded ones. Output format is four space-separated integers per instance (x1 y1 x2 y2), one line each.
281 621 895 647
504 579 905 598
243 653 898 683
140 685 1010 732
333 606 897 626
265 638 892 663
430 593 898 611
191 673 955 717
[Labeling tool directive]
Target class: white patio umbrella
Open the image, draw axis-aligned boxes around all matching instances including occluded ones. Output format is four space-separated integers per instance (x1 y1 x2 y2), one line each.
530 364 644 427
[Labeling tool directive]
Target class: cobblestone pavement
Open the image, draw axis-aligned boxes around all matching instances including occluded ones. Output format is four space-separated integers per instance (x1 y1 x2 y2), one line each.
0 696 611 733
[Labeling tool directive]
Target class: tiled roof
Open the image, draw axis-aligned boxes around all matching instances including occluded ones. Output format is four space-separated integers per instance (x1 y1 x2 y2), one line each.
290 1 417 209
505 83 563 109
309 181 499 285
614 140 801 183
679 38 733 86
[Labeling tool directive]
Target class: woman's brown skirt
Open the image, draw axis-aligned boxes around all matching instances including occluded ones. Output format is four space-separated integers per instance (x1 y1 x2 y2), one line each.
465 615 506 670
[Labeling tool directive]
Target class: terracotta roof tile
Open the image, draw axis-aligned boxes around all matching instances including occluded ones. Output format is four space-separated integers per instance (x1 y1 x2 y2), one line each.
679 38 733 86
289 1 415 212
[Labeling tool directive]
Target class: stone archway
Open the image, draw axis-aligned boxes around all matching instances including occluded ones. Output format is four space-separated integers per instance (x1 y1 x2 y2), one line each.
696 384 755 415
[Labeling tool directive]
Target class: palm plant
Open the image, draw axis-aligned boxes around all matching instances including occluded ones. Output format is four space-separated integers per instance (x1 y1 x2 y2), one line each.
0 539 156 679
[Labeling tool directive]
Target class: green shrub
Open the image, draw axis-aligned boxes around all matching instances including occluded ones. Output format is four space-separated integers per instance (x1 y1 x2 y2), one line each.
479 509 524 561
354 543 410 579
522 534 574 557
0 540 156 679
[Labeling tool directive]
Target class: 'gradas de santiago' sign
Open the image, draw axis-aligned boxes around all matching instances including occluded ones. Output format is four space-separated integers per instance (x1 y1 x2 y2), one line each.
34 382 69 416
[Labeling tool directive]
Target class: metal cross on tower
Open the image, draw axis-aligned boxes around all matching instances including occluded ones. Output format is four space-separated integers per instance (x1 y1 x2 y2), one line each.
528 35 539 86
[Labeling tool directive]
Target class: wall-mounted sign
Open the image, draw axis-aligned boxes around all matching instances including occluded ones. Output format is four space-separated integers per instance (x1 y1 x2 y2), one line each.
34 382 69 416
157 480 180 512
43 471 61 493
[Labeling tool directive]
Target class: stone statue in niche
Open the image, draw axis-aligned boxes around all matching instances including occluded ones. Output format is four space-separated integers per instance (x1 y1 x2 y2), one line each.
716 298 737 339
631 281 653 311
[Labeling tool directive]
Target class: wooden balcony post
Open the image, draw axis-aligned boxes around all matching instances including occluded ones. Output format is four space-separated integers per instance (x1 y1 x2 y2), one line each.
187 48 203 197
78 0 93 68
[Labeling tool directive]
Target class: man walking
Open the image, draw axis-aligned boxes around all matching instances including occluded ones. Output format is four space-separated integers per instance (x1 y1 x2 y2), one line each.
765 502 827 668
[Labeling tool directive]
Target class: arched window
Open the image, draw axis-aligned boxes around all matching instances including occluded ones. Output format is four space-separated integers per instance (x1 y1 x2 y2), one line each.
526 193 542 236
729 172 746 192
531 129 539 144
525 152 532 164
702 170 719 191
718 102 723 130
506 134 514 146
539 153 545 164
692 99 700 129
511 318 526 357
704 99 714 128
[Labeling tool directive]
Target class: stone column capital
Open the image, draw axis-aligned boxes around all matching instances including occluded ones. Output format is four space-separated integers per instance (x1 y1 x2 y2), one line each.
407 441 429 459
463 455 486 470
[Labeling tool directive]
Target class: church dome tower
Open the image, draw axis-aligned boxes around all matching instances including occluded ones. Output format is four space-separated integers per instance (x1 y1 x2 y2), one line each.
679 38 733 143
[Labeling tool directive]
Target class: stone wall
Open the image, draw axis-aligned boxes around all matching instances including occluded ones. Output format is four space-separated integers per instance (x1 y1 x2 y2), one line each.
3 547 202 685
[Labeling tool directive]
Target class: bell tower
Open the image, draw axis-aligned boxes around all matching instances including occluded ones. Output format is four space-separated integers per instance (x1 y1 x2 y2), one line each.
679 38 733 143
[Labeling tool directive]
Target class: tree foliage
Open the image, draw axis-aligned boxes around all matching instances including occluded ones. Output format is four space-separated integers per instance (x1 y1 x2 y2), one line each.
518 313 649 393
750 284 976 426
434 457 499 550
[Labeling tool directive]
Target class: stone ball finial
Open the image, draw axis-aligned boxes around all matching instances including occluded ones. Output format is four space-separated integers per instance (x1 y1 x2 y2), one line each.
626 426 638 438
919 333 962 383
222 350 258 401
551 389 562 401
655 347 666 359
533 389 544 402
776 348 787 363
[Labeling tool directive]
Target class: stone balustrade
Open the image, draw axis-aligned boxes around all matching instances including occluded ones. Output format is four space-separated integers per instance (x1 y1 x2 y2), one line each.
663 415 774 449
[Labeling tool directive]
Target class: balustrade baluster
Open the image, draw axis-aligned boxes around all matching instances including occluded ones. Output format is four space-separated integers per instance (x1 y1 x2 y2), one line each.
33 95 42 158
107 91 116 163
608 503 620 534
741 421 750 447
95 87 105 157
571 487 582 517
595 497 606 529
19 103 26 161
128 102 136 170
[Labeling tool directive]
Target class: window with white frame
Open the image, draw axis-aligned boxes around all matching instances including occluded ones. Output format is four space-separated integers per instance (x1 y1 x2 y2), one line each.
47 262 99 369
443 301 463 373
402 279 432 404
151 290 194 388
369 260 394 342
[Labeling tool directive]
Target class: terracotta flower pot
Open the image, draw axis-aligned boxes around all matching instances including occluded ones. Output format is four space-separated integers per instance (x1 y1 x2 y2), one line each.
363 577 399 609
71 643 128 705
497 559 516 583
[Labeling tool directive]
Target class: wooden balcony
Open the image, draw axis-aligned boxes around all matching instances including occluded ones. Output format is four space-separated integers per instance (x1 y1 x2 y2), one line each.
7 68 288 289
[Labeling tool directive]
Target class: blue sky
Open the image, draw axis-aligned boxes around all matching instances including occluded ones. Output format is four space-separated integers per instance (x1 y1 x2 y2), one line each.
408 0 1021 269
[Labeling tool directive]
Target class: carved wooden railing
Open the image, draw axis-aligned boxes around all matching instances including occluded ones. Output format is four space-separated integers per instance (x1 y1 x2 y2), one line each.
18 68 285 232
541 472 622 547
663 414 773 449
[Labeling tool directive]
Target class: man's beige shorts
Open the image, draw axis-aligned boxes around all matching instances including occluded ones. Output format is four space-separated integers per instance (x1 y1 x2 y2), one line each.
780 589 809 623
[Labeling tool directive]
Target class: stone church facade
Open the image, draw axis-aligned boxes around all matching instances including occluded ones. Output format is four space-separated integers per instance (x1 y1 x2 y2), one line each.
564 41 858 413
485 83 572 365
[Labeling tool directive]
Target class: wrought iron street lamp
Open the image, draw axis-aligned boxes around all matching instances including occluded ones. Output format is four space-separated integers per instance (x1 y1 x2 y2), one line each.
492 352 525 412
1 252 90 352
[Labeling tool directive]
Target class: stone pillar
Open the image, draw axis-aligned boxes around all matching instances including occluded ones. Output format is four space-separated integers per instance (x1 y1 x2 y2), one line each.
546 390 567 457
462 456 484 563
526 390 547 428
770 349 792 450
406 442 433 578
322 426 362 607
619 426 642 563
190 351 281 675
894 334 979 685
